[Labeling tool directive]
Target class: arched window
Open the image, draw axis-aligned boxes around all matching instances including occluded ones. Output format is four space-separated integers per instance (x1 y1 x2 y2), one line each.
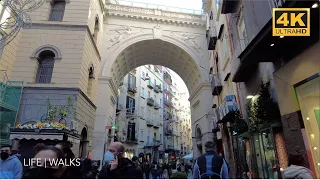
93 16 99 43
36 50 55 83
49 0 66 21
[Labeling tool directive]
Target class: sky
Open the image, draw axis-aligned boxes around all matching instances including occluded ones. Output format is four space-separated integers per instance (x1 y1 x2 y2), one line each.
119 0 203 12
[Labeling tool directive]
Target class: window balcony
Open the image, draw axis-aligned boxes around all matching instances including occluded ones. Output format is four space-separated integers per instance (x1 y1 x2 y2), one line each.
221 0 238 14
217 95 239 123
164 99 173 107
127 83 137 94
164 72 172 85
153 140 161 147
164 128 173 136
206 26 217 50
164 112 173 120
156 84 162 92
146 119 154 126
154 85 160 93
146 141 154 147
125 137 138 144
147 98 154 106
116 104 123 114
147 81 154 89
154 102 160 109
210 74 222 96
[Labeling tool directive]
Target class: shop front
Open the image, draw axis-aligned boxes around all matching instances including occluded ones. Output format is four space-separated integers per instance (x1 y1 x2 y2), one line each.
274 42 319 178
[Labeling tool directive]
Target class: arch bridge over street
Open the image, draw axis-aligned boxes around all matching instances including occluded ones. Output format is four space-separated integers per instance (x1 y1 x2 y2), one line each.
92 2 214 161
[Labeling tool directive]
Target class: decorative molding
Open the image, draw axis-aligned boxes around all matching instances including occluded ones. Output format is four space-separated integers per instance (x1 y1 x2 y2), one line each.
169 32 202 55
189 82 211 102
106 26 144 49
105 4 205 27
10 133 63 140
30 44 62 60
153 25 163 39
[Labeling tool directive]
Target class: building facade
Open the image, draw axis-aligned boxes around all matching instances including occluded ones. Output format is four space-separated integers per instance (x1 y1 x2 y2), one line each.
204 0 319 178
115 65 192 163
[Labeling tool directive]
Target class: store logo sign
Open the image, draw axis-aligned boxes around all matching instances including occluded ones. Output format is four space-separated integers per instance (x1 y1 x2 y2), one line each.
272 8 310 36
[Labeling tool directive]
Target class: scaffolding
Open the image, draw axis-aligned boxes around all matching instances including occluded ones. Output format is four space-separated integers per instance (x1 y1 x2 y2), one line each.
0 67 23 144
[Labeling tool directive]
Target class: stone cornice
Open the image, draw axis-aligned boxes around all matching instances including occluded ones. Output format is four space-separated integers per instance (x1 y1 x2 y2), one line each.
105 4 205 27
98 76 117 98
189 82 211 102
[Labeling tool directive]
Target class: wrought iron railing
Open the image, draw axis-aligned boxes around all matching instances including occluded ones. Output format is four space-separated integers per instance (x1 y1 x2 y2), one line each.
147 97 154 106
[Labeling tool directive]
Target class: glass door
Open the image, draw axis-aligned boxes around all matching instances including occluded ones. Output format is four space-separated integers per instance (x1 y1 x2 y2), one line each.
260 129 278 179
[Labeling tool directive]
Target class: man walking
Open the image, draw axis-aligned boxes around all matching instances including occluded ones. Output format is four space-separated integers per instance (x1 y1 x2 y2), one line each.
192 142 229 179
0 145 23 179
98 142 143 179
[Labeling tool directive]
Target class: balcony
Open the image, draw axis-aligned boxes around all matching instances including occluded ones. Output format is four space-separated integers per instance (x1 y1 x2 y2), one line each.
210 74 222 96
146 141 154 147
153 122 162 128
116 104 123 114
164 128 173 136
221 0 238 14
127 83 137 94
206 26 217 50
146 119 154 126
153 140 161 147
126 138 138 144
217 95 239 123
156 84 162 92
154 102 160 109
147 80 154 89
154 85 160 93
164 112 173 120
147 98 154 106
164 99 173 107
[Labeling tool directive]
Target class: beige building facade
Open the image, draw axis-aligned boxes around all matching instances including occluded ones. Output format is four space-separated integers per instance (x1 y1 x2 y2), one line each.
1 0 217 164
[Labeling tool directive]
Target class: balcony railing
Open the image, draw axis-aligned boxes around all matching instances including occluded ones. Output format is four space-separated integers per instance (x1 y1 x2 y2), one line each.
147 81 154 89
146 119 154 126
164 113 173 120
164 99 173 107
154 102 160 109
154 85 160 93
156 84 162 92
210 74 222 96
217 95 239 121
165 128 173 135
127 83 137 93
206 25 217 50
146 141 153 147
126 138 138 144
153 140 161 146
116 104 123 114
147 98 154 106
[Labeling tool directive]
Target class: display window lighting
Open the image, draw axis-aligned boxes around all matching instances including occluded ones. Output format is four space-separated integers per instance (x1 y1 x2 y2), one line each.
311 2 318 8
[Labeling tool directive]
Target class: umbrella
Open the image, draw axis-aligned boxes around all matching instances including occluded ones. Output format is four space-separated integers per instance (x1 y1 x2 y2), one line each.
182 153 193 160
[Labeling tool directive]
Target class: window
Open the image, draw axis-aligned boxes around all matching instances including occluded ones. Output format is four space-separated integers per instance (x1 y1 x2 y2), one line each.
148 91 150 98
127 122 136 140
140 129 144 141
126 96 135 113
141 87 145 98
93 16 99 43
49 0 66 21
147 131 151 143
141 71 145 79
36 50 55 83
128 74 136 89
154 132 156 140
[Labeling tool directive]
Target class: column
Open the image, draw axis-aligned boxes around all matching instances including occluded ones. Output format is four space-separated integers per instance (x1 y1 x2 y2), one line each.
91 76 116 163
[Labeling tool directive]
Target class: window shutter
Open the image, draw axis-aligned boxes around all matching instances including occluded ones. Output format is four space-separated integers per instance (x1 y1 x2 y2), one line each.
132 98 135 113
133 76 136 86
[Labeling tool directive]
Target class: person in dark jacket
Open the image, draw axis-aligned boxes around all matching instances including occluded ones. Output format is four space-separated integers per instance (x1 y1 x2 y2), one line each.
98 142 143 179
81 158 94 179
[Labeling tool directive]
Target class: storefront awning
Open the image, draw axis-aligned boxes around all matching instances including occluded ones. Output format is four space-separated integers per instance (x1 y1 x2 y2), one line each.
233 0 319 82
10 128 81 141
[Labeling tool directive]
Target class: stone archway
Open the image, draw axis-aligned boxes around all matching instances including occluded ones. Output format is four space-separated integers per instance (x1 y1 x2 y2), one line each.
79 127 88 158
92 28 214 161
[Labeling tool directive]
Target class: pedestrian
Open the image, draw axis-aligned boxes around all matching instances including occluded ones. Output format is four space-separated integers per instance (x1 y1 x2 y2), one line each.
144 161 151 179
150 161 159 179
283 152 314 179
192 141 229 179
98 142 143 179
22 145 66 179
162 169 169 179
55 142 81 178
81 158 94 178
158 163 163 178
0 144 23 179
132 156 143 173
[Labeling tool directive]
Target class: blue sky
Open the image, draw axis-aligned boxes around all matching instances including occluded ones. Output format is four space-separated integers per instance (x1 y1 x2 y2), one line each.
122 0 203 11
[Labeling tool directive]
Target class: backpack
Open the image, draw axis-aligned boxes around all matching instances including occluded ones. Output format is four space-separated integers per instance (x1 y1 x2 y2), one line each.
197 154 224 179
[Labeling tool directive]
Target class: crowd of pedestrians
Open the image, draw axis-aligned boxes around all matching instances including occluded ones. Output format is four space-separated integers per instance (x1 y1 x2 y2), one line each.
0 140 315 179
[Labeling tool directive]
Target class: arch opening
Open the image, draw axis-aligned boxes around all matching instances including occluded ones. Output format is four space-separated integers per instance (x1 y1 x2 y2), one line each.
79 127 88 158
108 39 203 94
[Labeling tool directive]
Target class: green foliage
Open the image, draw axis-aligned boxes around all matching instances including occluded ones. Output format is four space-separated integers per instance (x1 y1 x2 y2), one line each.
231 111 248 134
247 82 281 131
45 96 75 123
170 172 188 179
